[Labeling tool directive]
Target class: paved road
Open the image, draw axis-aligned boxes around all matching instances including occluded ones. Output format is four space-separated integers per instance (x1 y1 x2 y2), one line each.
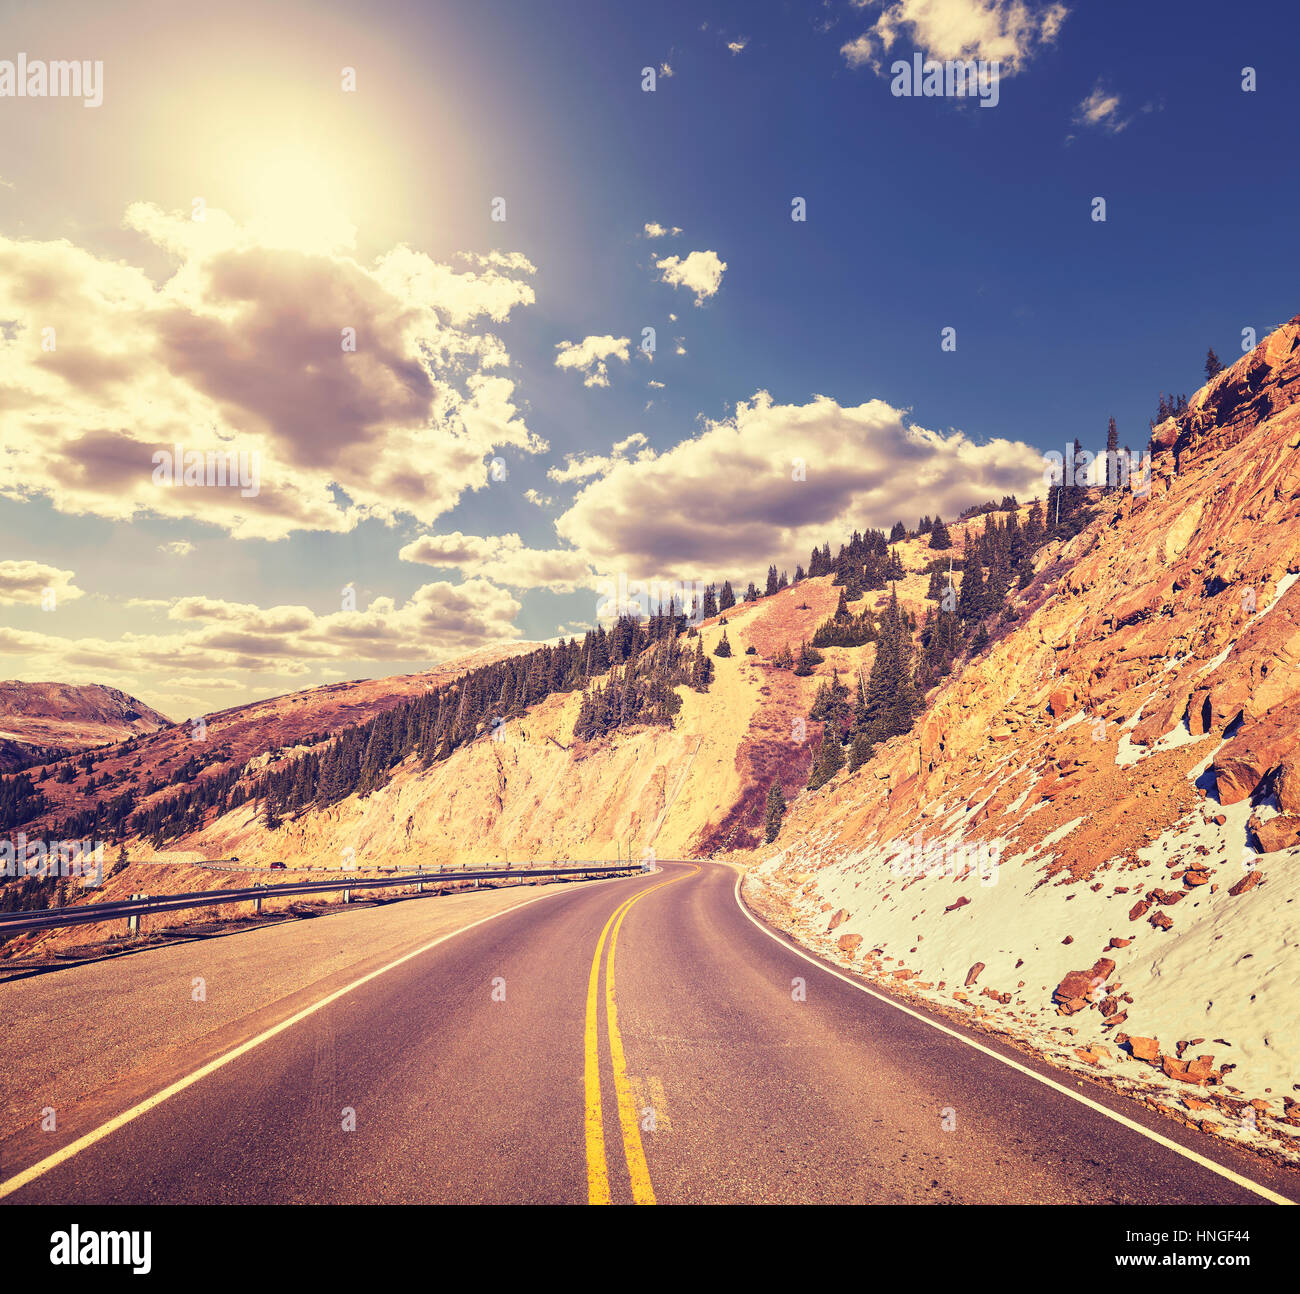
2 861 1297 1204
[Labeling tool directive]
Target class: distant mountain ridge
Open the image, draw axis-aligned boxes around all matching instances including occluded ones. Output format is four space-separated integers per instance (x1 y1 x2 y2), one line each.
0 681 173 770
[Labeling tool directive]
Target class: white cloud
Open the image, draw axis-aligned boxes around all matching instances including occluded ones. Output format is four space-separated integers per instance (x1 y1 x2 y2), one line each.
0 205 544 541
0 560 85 606
727 38 749 54
643 222 683 238
656 250 727 305
0 580 522 679
158 540 195 557
554 391 1049 584
843 0 1069 75
842 35 875 68
455 250 538 274
547 432 651 484
399 532 595 592
1073 80 1129 133
553 334 631 388
524 488 554 508
660 62 674 78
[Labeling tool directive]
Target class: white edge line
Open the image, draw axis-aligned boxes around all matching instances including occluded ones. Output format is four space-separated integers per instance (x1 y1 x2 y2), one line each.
0 872 640 1201
731 870 1295 1206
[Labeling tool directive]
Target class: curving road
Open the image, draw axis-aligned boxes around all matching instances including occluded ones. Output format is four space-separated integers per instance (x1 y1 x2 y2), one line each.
1 861 1297 1205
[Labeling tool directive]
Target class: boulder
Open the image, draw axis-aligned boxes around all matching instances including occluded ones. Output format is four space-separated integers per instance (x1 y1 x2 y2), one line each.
1212 705 1299 805
1127 1035 1161 1063
1251 812 1300 853
1229 870 1264 896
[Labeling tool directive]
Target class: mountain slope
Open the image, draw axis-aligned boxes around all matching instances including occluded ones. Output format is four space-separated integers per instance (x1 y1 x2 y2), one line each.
0 682 172 770
152 581 845 867
745 316 1300 1165
9 323 1298 1172
7 646 543 840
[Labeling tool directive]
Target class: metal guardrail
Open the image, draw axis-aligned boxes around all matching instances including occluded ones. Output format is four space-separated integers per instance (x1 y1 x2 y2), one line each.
0 863 646 938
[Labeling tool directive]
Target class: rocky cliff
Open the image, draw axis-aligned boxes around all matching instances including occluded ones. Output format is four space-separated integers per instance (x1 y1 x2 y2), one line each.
745 316 1300 1166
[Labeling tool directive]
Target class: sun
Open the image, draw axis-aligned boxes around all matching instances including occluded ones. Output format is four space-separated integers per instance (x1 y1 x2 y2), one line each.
235 146 358 252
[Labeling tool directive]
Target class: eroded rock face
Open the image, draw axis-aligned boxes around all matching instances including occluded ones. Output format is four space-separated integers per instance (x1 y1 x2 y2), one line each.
750 316 1300 1150
1252 812 1300 854
1151 320 1300 467
1213 705 1300 806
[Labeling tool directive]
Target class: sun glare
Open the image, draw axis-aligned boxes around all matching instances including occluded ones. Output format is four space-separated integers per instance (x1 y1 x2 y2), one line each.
235 147 358 252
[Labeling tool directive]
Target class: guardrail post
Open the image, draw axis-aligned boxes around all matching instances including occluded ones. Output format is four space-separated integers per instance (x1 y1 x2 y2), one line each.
127 894 145 935
343 885 351 904
253 883 264 916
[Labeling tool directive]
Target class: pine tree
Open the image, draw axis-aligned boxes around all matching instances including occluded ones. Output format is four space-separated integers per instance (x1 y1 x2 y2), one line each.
1024 498 1044 550
858 585 917 745
806 726 845 791
714 630 732 658
792 641 822 676
763 783 787 843
719 581 736 611
691 636 714 690
957 555 986 622
263 784 281 830
929 516 952 550
847 731 872 772
889 520 906 543
765 564 779 597
808 673 851 725
1205 347 1224 380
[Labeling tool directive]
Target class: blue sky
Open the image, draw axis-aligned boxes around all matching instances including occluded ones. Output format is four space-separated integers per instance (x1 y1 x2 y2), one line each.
1 0 1298 716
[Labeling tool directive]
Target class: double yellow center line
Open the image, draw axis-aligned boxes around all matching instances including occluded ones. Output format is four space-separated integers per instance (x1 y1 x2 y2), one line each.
583 865 697 1205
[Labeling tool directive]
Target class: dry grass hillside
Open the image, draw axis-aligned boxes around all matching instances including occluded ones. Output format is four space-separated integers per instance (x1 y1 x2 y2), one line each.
6 514 1006 958
0 682 171 770
9 645 543 836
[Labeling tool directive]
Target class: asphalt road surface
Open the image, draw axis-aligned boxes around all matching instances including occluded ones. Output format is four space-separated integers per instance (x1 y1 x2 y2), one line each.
3 861 1297 1205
